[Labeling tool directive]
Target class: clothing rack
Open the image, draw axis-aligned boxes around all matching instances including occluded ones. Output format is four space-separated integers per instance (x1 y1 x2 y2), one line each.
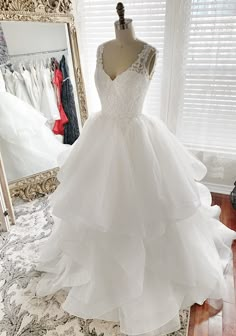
9 48 67 58
6 49 68 70
0 49 68 72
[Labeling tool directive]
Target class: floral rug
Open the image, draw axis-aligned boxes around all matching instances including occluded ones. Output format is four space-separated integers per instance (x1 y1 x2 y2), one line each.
0 196 190 336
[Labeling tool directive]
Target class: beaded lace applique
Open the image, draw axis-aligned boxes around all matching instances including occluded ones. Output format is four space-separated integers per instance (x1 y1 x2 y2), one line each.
97 42 157 80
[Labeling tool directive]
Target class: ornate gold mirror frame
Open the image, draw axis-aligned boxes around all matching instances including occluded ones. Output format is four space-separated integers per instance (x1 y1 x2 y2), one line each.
0 0 89 203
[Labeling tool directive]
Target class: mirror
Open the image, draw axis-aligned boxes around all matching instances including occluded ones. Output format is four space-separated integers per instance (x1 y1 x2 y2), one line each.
0 21 83 183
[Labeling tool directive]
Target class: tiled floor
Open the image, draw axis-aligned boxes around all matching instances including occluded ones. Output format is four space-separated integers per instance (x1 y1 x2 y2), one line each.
188 193 236 336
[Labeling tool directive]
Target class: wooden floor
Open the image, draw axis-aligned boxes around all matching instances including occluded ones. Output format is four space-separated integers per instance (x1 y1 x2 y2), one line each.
188 193 236 336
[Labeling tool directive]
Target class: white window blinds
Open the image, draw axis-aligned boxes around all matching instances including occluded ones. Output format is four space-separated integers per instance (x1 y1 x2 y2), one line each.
177 0 236 154
75 0 166 115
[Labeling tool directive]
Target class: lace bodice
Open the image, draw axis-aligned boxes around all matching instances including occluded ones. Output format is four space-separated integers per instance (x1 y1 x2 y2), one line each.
95 41 157 119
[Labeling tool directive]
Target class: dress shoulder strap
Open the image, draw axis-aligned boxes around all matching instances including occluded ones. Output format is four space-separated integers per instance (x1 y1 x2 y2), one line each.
96 43 104 65
145 44 158 79
130 42 158 79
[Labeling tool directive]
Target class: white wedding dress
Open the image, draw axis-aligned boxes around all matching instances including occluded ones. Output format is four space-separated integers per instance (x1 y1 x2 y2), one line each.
0 71 71 181
35 41 236 336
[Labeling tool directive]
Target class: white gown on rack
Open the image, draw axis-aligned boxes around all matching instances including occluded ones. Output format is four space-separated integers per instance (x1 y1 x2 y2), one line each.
21 66 40 111
40 66 61 126
13 70 33 106
3 68 15 95
29 63 41 110
0 71 70 181
35 41 236 336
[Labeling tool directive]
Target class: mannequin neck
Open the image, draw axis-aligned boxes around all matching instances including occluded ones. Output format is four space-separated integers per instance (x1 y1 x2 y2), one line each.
114 20 136 46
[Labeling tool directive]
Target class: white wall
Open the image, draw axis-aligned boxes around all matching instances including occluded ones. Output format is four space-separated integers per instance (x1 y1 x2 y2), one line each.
1 21 67 55
192 150 236 195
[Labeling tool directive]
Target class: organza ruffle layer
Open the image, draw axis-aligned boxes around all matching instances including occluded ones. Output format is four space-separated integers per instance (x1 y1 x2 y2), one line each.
0 92 70 181
36 112 236 336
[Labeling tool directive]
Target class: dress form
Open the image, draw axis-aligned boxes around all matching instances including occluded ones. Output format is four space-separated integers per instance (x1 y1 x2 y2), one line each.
102 4 157 81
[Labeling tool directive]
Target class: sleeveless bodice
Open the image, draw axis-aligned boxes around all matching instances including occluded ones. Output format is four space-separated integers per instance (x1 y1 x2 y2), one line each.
95 41 157 119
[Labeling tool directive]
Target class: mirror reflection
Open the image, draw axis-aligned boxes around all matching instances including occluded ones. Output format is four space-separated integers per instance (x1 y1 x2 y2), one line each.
0 21 80 182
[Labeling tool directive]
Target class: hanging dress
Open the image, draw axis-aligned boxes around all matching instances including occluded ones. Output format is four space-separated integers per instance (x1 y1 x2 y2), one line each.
35 61 44 100
3 68 16 96
20 65 40 111
60 55 80 145
0 70 6 92
29 62 41 101
52 67 69 136
13 70 32 106
40 65 61 128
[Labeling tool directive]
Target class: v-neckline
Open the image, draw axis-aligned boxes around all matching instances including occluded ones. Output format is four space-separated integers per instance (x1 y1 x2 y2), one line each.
100 41 148 82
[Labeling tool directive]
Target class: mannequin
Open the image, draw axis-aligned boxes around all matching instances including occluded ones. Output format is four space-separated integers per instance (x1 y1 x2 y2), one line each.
102 2 157 81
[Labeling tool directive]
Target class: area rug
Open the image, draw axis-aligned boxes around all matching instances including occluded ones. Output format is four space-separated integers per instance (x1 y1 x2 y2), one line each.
0 196 190 336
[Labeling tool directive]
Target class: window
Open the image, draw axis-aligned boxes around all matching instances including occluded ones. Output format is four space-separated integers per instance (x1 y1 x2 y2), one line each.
177 0 236 155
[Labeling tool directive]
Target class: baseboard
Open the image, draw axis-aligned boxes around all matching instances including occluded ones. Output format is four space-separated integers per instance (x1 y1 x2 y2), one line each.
204 182 232 195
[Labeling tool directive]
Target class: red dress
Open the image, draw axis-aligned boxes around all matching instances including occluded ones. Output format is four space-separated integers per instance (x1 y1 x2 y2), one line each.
52 68 68 135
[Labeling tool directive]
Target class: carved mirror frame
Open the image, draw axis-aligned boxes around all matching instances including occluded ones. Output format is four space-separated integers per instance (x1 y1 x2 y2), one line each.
0 0 89 202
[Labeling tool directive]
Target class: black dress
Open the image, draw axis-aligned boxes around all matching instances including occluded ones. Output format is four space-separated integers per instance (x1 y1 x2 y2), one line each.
60 55 80 145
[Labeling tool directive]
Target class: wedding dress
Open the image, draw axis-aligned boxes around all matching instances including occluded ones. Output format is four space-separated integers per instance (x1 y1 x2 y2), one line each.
29 63 41 108
20 66 39 110
0 71 70 181
35 41 236 336
40 66 61 127
13 70 33 106
3 68 15 95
